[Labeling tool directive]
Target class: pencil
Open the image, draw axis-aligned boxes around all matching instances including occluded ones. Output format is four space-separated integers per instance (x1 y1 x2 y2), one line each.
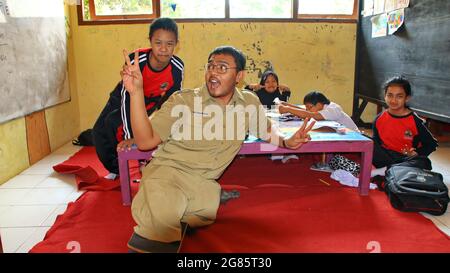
319 178 330 186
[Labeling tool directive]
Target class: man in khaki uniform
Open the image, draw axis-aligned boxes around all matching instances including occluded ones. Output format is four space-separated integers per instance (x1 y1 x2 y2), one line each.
120 46 315 253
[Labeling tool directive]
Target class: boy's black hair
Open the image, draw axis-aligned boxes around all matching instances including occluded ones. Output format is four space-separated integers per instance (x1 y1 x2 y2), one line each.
383 76 412 96
303 91 330 105
259 70 279 86
149 17 178 41
208 46 246 72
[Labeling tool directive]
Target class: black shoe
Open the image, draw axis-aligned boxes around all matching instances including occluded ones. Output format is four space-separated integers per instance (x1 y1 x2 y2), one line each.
371 175 385 192
181 222 196 236
220 189 240 204
127 232 180 253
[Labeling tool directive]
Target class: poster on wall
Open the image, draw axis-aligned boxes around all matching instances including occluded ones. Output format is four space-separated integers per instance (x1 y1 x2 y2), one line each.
387 8 405 35
371 13 388 38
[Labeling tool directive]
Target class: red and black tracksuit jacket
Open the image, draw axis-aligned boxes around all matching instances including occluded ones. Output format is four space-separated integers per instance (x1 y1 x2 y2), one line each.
93 48 184 174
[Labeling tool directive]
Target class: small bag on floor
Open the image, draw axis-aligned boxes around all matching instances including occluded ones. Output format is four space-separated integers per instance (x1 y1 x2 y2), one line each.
328 154 360 176
385 165 450 216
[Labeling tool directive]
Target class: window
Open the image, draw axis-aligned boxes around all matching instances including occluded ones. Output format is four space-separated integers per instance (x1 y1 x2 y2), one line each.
297 0 357 20
84 0 158 20
79 0 357 24
160 0 225 19
229 0 292 19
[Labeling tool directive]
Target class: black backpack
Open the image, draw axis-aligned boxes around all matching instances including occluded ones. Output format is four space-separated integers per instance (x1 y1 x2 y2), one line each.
72 129 94 146
385 165 449 216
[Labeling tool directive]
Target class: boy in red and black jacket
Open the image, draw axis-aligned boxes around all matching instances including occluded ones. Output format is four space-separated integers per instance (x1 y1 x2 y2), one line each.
93 18 184 179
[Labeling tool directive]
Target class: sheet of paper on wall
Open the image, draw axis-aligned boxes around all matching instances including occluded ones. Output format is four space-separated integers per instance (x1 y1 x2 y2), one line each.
396 0 410 9
373 0 385 15
384 0 396 13
362 0 374 17
385 0 409 12
388 8 405 35
371 13 388 38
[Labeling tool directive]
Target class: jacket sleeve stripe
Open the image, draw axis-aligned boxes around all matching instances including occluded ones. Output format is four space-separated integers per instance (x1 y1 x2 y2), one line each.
120 85 131 140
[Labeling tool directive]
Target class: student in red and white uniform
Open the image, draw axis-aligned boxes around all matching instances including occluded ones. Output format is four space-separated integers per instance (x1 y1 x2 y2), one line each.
92 18 184 179
371 76 438 177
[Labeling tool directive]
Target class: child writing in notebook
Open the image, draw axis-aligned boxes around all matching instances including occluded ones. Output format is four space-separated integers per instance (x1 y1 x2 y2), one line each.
245 70 291 108
279 91 360 132
370 76 438 177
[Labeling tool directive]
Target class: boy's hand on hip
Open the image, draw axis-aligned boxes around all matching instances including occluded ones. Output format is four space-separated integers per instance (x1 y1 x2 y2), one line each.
117 138 136 152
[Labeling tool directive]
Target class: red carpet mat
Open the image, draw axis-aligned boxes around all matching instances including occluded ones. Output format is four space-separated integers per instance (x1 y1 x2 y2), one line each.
52 147 126 191
31 149 450 253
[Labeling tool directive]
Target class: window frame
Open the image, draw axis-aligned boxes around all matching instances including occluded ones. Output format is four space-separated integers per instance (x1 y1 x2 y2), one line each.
78 0 358 25
86 0 159 21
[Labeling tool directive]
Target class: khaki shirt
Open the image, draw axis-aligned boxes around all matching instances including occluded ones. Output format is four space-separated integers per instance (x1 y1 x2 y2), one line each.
149 85 272 180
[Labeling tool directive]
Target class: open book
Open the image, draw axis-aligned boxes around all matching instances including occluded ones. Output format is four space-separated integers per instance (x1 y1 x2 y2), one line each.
277 119 348 134
311 120 347 134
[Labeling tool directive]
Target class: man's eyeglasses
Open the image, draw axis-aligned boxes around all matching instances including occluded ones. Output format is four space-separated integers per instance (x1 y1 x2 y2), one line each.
205 63 238 74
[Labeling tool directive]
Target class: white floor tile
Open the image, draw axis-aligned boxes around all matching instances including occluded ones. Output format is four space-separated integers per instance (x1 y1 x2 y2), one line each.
0 227 37 253
52 143 82 156
36 174 77 189
14 188 75 205
32 155 72 167
434 225 450 236
21 167 55 175
65 190 85 203
432 212 450 227
421 213 450 236
0 205 57 228
41 204 68 227
0 175 49 189
15 226 51 253
0 189 32 205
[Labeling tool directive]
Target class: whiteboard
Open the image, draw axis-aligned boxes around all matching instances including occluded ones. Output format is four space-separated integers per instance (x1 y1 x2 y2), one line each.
0 0 69 124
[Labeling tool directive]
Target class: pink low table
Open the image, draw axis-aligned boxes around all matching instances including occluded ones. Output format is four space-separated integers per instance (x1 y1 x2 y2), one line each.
118 130 373 206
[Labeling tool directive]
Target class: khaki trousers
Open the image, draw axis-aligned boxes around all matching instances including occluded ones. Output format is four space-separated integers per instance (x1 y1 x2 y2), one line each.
131 164 221 243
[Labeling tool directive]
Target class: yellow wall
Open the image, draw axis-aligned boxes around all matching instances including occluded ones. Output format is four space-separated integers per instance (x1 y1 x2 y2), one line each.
70 6 359 130
0 4 80 185
46 5 80 151
0 119 29 183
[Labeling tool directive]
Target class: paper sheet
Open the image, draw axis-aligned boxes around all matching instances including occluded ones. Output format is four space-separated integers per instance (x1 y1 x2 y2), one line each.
397 0 410 9
371 13 388 38
362 0 374 17
387 8 404 35
373 0 385 15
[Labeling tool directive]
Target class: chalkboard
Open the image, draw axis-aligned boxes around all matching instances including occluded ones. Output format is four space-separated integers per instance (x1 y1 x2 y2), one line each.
0 0 69 124
356 0 450 123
